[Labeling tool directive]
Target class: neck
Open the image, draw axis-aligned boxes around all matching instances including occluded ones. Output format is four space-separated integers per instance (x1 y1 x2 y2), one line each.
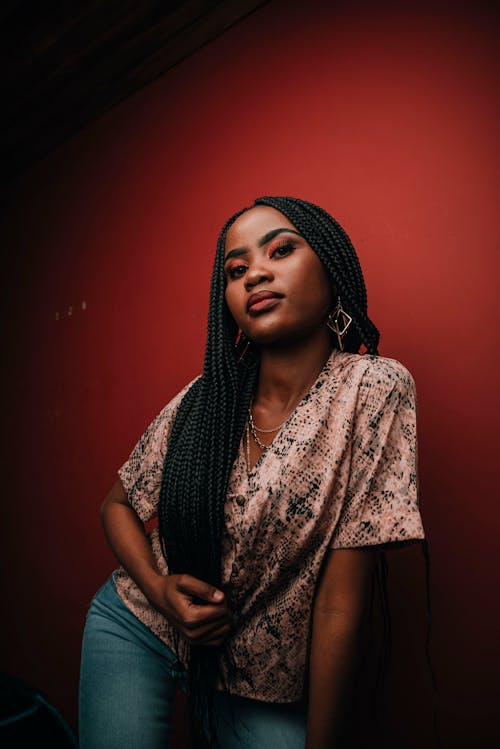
255 331 334 412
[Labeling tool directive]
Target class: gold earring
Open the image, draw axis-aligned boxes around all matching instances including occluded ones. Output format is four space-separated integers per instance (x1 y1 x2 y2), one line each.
327 296 352 351
234 330 252 364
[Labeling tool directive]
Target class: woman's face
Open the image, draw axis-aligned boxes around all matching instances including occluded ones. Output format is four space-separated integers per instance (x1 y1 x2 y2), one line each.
224 206 334 347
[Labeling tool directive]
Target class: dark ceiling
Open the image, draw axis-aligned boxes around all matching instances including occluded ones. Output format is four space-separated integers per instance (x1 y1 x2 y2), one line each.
1 0 269 186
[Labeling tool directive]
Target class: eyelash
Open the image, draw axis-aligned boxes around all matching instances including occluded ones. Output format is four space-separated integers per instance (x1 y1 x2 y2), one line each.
225 239 296 280
269 239 296 259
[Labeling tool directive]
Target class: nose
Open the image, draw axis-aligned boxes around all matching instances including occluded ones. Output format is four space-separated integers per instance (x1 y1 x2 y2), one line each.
244 259 274 290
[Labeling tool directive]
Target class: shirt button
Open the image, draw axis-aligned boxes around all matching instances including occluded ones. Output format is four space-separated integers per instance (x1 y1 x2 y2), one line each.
236 495 245 507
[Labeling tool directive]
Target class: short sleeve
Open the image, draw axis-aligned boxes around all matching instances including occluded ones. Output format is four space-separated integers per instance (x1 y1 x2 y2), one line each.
330 360 425 549
117 377 199 523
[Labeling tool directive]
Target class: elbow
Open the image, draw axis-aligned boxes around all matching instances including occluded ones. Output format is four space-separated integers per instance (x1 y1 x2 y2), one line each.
312 606 365 646
313 595 368 632
99 497 108 521
100 494 113 527
100 478 130 520
314 601 361 623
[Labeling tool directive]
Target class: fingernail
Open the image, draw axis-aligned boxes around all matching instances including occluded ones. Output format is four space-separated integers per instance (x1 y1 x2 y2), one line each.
213 590 223 601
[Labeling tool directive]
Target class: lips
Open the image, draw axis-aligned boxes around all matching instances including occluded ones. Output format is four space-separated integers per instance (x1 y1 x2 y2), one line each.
247 290 284 313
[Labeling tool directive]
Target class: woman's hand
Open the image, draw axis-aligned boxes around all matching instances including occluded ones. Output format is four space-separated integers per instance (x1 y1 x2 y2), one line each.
148 573 233 647
100 479 233 647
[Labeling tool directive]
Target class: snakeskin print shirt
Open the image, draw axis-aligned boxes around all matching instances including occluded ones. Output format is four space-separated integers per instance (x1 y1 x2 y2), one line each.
114 347 425 702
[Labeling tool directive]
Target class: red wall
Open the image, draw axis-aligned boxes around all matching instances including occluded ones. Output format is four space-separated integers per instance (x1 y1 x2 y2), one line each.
1 1 498 746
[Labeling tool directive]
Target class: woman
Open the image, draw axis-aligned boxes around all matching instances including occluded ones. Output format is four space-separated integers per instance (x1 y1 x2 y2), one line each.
79 196 425 749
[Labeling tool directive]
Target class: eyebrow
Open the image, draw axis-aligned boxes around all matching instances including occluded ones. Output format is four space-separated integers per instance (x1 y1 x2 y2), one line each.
224 228 303 264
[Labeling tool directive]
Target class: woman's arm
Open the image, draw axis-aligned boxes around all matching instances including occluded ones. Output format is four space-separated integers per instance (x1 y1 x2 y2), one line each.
305 547 378 749
101 478 232 646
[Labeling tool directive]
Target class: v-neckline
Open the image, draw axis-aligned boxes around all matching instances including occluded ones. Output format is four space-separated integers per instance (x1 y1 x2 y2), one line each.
243 347 340 478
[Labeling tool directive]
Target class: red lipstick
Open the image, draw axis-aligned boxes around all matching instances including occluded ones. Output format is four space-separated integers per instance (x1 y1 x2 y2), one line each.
247 290 283 314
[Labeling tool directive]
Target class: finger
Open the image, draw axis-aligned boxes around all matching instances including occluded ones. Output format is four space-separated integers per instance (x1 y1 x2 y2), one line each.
179 607 233 640
188 615 233 639
180 602 232 630
187 623 233 647
176 574 225 604
200 624 233 647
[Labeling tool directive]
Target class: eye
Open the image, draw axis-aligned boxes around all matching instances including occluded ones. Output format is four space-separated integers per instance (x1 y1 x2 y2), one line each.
225 262 248 280
269 239 296 259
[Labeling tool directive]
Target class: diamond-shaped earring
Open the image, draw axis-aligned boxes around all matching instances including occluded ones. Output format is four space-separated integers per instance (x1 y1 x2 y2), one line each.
327 296 352 351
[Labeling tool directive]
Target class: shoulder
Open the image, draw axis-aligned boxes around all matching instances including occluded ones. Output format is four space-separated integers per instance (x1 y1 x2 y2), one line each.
333 351 416 410
360 354 415 393
145 374 202 434
166 373 202 411
338 350 414 387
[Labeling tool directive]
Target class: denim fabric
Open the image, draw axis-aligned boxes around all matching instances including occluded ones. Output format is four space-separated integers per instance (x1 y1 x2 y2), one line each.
78 574 307 748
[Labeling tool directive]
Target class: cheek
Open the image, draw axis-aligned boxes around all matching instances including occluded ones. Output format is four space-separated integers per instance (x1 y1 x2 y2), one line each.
224 285 243 324
224 284 234 309
318 272 334 309
300 286 332 322
312 258 334 305
296 261 333 313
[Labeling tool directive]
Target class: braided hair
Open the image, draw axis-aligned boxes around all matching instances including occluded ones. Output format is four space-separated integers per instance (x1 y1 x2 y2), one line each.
158 196 380 746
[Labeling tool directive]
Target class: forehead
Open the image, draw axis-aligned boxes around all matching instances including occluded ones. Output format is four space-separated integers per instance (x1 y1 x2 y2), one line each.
224 206 297 253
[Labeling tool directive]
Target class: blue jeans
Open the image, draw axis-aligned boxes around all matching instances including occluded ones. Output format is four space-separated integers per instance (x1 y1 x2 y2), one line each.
78 574 307 748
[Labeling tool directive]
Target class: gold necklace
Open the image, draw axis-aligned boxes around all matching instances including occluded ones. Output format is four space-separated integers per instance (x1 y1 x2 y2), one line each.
245 419 271 471
247 399 290 447
246 386 313 469
247 409 269 449
246 401 290 466
245 421 252 471
248 402 287 434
